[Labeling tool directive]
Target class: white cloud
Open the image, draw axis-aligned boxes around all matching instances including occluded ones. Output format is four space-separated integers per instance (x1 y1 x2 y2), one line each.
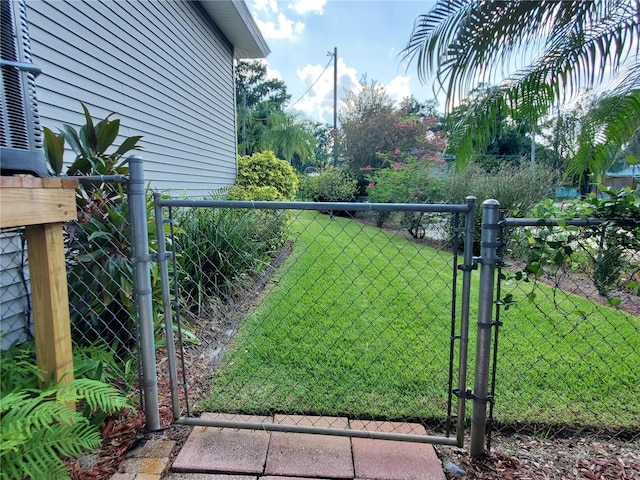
386 75 412 105
251 0 279 13
255 13 305 40
291 57 360 123
265 64 283 80
288 0 327 15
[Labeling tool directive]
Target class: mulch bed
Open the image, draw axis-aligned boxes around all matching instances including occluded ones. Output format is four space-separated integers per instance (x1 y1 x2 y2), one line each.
437 433 640 479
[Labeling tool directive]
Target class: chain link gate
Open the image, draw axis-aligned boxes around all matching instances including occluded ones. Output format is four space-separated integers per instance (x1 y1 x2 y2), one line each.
153 196 476 446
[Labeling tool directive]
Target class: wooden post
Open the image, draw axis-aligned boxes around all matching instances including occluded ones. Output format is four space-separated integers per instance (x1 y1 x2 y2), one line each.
1 176 77 386
25 223 74 385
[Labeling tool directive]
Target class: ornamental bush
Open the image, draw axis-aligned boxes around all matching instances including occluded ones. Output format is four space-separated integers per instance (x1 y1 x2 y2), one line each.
302 166 358 202
236 151 299 200
226 185 281 201
365 155 446 230
365 154 445 204
444 162 562 218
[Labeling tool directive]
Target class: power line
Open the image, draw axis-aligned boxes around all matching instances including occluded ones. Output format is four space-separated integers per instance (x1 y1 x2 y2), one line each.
286 53 335 111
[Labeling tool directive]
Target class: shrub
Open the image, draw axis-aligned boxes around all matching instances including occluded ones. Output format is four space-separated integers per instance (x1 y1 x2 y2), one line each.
444 162 563 251
236 151 299 200
364 155 446 231
226 185 281 201
0 379 130 480
365 155 445 204
520 186 640 298
0 342 131 480
302 166 358 202
444 162 562 217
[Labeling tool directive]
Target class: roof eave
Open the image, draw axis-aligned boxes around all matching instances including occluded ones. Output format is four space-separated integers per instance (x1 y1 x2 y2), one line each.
199 0 270 59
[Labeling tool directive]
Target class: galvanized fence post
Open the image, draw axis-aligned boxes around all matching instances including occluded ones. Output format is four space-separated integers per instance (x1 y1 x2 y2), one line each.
153 192 181 418
470 199 500 457
128 155 161 431
455 196 476 447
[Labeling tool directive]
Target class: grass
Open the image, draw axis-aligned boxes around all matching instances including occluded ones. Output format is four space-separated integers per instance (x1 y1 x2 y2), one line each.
196 210 640 432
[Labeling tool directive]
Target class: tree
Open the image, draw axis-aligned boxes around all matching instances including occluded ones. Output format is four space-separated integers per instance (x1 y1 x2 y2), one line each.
241 101 281 156
404 1 640 179
339 82 445 181
236 61 291 155
445 84 559 170
260 112 316 168
302 120 335 167
235 60 290 111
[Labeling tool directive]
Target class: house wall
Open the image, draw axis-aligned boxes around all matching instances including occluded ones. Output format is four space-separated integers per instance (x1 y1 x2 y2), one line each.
1 0 244 349
26 0 239 198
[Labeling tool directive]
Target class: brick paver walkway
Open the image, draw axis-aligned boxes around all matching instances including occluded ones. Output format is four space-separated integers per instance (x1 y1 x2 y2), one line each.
168 414 446 480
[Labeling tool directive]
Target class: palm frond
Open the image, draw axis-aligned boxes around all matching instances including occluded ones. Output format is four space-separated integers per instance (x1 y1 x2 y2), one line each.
568 88 640 178
405 0 638 105
404 0 640 172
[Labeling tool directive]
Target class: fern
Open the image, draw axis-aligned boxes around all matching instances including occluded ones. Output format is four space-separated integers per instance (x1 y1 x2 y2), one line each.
0 379 131 480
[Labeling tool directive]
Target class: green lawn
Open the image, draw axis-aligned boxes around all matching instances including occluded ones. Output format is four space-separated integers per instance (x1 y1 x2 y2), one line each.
197 210 640 432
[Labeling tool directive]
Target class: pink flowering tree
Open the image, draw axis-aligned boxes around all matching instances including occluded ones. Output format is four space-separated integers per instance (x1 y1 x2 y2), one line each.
339 84 446 185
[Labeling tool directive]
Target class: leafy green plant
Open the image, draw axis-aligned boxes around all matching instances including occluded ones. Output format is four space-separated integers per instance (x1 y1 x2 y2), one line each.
42 104 159 359
73 344 137 391
176 206 288 306
365 154 445 231
0 341 41 395
236 150 299 200
43 102 141 177
0 379 130 480
302 165 358 202
513 186 640 300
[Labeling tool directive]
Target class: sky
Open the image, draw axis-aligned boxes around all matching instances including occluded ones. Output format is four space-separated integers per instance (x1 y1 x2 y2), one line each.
247 0 438 125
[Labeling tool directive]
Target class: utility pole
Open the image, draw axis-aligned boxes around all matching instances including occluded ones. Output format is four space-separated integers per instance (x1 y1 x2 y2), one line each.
333 47 338 167
530 115 536 167
531 127 536 166
242 91 247 156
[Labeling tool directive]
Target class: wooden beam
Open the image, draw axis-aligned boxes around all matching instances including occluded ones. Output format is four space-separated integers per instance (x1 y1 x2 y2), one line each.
25 222 74 386
0 176 77 228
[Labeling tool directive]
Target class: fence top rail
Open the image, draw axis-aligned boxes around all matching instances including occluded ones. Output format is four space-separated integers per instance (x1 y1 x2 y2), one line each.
61 175 129 184
154 197 475 214
502 217 640 228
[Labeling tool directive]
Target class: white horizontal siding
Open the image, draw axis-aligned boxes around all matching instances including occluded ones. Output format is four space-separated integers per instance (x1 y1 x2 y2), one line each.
26 0 238 198
0 231 31 349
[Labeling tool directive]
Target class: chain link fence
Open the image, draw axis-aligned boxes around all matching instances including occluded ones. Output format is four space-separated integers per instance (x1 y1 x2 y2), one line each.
64 176 140 391
489 218 640 441
0 176 140 393
0 229 32 349
3 181 638 445
157 201 473 441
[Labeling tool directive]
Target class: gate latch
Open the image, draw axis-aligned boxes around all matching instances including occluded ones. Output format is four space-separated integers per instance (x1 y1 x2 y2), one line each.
458 263 477 272
453 388 474 399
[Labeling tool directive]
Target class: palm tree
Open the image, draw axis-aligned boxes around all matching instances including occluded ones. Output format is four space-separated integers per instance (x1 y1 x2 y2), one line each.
260 112 316 166
404 1 640 178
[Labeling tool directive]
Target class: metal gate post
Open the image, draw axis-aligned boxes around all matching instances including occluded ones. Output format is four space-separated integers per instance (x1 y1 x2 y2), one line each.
455 196 476 447
129 155 161 431
469 199 500 457
153 192 181 418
